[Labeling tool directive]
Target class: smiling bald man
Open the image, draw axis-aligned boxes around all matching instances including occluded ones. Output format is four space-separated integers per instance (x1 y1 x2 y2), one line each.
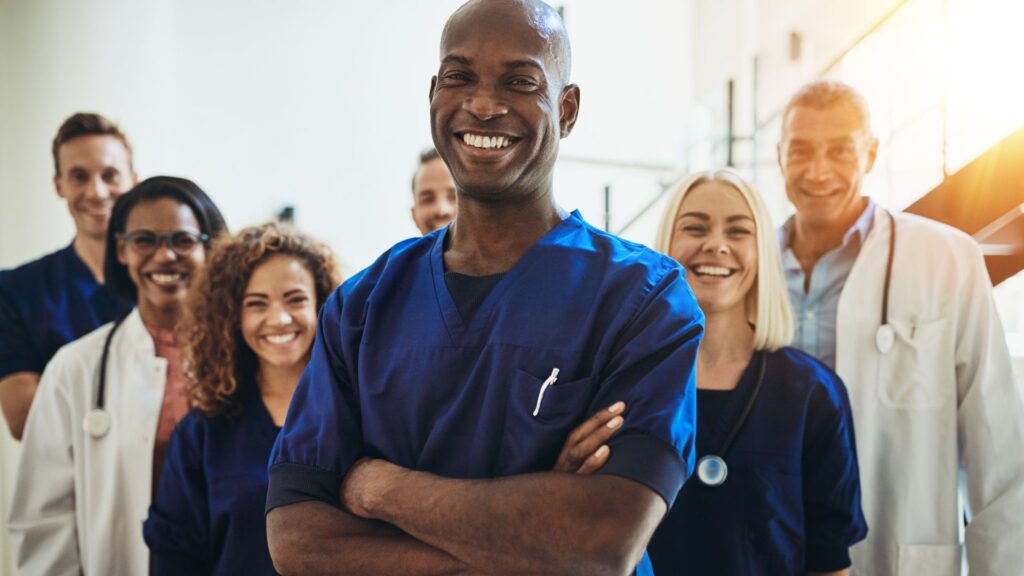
265 3 703 574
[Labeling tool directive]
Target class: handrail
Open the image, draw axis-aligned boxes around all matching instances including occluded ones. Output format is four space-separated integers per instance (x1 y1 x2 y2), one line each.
616 0 914 235
558 155 675 173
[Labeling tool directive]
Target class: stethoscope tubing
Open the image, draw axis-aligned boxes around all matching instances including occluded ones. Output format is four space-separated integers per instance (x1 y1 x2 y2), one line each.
697 350 768 486
717 349 768 458
83 313 129 438
96 314 129 411
881 209 896 327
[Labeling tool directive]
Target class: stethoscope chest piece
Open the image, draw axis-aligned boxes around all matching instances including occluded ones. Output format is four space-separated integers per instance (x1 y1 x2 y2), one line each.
875 324 895 354
696 454 728 486
83 408 112 438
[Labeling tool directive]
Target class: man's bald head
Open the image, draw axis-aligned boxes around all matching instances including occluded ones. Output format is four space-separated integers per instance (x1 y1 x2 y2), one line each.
442 0 572 87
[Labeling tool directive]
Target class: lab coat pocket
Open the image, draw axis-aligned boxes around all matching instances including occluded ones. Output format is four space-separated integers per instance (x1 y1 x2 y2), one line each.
744 455 802 575
897 543 962 576
878 316 954 409
500 368 593 473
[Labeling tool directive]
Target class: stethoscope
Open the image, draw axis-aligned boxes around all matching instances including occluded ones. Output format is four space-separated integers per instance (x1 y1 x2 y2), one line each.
695 350 768 486
82 314 129 438
697 211 897 486
875 210 898 354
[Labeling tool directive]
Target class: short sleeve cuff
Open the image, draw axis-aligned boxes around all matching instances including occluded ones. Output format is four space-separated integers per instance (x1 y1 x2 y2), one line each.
266 462 344 514
594 433 688 508
806 544 852 572
0 357 43 379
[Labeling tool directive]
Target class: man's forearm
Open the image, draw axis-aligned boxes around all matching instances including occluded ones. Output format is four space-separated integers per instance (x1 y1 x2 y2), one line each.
0 372 40 440
267 500 477 576
346 462 665 576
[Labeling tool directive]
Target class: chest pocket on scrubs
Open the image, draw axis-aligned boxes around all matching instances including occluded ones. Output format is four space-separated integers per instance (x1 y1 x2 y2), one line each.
878 316 954 409
500 367 593 474
743 452 802 575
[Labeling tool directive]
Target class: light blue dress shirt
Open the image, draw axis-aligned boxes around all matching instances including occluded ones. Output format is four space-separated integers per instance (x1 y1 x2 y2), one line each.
781 200 876 369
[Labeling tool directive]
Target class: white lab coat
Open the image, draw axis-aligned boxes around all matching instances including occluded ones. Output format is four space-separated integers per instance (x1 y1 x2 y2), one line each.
8 309 166 576
835 211 1024 575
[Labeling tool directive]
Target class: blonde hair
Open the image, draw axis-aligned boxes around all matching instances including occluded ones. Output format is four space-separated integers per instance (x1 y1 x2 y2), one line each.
654 169 793 351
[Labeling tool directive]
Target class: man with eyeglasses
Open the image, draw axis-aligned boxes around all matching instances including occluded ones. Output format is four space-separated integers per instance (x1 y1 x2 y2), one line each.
0 113 137 440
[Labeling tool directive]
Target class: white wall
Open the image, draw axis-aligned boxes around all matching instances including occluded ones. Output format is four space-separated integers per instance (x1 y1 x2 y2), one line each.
0 2 17 571
686 0 908 225
0 0 695 273
555 0 694 245
0 0 460 272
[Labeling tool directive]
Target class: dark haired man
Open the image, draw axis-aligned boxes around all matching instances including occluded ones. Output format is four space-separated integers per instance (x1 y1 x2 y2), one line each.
411 148 457 235
0 112 136 439
266 1 702 575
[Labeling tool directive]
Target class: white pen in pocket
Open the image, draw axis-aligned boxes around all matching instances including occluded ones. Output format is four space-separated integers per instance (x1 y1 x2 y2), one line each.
532 367 560 417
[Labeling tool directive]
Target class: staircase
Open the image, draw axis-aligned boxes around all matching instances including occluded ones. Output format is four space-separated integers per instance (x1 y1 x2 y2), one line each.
905 125 1024 286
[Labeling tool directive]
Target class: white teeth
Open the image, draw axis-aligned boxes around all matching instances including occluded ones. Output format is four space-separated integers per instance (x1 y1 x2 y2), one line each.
265 333 298 345
462 133 510 149
149 272 184 284
694 265 733 277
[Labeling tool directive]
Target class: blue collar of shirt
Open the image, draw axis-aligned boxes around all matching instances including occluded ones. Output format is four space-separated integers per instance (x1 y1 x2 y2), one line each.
779 199 876 272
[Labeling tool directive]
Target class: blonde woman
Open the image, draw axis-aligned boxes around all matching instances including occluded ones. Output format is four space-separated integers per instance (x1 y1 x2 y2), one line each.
645 169 867 575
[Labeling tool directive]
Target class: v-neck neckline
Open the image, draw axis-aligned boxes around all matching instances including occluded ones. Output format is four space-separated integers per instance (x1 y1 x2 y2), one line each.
252 388 284 433
430 210 583 345
701 351 762 455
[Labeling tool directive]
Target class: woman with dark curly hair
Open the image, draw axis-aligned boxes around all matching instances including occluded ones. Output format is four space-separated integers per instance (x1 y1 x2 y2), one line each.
143 222 340 576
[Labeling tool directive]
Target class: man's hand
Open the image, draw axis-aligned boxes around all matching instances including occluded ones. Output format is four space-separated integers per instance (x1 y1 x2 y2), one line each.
342 457 406 519
344 400 627 515
553 401 624 475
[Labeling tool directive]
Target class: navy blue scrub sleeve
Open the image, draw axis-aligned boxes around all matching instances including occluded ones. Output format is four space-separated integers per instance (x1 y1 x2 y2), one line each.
0 287 38 377
144 417 211 575
802 371 868 571
590 261 702 508
266 289 363 512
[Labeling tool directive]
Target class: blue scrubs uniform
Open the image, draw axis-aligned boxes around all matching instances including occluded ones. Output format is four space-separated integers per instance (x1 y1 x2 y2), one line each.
0 244 132 378
267 211 703 575
144 388 281 576
648 347 868 575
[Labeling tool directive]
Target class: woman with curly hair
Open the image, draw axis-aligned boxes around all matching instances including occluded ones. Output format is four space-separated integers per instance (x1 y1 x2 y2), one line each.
143 222 341 576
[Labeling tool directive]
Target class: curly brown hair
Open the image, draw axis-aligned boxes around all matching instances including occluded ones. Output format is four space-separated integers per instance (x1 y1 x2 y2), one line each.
180 222 342 417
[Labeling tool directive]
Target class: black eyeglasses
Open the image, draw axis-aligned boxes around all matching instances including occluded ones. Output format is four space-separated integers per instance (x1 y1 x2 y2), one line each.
119 230 209 256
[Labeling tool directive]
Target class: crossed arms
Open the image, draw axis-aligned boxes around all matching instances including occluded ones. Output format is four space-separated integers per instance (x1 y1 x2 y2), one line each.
267 405 667 576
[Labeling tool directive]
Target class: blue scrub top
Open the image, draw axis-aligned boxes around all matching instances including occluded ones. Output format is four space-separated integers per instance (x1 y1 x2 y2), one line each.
0 243 132 378
144 389 281 576
648 347 868 575
267 211 703 575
